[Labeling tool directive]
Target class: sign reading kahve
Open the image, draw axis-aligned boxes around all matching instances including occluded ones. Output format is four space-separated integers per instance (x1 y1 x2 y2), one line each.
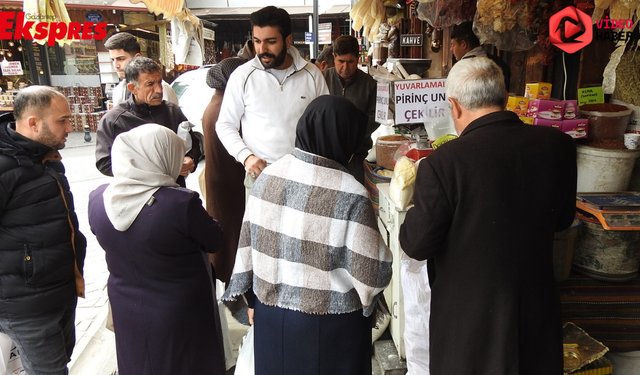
400 34 423 46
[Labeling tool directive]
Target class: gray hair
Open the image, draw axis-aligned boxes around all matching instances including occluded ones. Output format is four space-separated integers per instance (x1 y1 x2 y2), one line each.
14 86 67 120
125 57 161 87
446 57 505 110
316 46 334 66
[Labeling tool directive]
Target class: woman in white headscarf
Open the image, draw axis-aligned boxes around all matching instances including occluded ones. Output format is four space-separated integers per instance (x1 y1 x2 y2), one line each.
88 124 225 375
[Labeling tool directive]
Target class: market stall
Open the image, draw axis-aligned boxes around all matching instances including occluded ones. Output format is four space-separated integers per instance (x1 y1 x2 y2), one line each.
350 0 640 373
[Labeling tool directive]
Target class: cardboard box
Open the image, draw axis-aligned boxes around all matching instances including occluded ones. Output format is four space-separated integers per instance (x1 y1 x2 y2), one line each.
533 118 561 129
520 116 534 125
562 118 588 139
525 82 552 100
564 100 578 119
506 96 530 117
527 99 565 119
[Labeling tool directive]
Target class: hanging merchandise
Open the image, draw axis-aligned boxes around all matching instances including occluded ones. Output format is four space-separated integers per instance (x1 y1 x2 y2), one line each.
593 0 640 24
171 8 204 66
415 0 477 28
23 0 73 46
473 0 539 52
350 0 387 41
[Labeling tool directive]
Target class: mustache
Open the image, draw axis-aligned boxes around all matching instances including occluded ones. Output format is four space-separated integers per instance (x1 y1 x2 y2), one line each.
151 94 162 99
258 52 276 59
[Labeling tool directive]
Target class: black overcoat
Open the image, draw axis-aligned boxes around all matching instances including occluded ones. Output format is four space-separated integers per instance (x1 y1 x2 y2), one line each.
400 111 576 375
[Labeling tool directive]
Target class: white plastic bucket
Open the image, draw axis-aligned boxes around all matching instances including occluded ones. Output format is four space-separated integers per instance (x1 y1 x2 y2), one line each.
576 144 640 192
606 351 640 375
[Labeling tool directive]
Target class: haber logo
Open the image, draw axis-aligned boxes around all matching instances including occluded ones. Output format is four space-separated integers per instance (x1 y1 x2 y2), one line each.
549 6 593 54
0 12 107 46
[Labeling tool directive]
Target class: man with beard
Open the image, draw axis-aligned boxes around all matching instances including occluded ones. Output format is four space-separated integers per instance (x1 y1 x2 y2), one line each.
322 35 377 184
216 6 328 196
0 86 86 375
96 57 201 187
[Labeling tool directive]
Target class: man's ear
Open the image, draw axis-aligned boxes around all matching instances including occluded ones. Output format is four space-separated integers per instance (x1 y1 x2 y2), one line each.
285 34 293 49
135 53 141 58
449 98 463 121
26 115 39 131
127 82 137 96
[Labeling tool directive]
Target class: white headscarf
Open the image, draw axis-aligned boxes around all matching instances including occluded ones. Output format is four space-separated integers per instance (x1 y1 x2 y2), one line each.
103 123 186 231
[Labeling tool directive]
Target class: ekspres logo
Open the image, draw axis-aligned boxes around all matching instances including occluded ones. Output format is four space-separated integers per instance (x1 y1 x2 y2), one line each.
549 6 593 54
0 12 107 46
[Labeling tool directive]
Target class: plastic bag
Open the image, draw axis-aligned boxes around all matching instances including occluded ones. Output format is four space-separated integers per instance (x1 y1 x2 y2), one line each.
473 0 538 52
389 157 417 209
423 104 455 143
400 252 431 375
235 325 254 375
416 0 477 28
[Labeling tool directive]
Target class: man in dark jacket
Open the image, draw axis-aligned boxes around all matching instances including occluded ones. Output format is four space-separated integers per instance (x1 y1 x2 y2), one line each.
96 57 201 186
0 86 86 375
322 35 376 184
399 58 576 375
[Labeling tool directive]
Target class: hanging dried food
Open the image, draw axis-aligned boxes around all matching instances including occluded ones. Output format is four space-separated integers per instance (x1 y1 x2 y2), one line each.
473 0 537 51
415 0 477 28
611 51 640 107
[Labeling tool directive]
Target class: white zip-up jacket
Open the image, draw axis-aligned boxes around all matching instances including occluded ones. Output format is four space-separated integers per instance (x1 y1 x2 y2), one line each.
216 46 329 165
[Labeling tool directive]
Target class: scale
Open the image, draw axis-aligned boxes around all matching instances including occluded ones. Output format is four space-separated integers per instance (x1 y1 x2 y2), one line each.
576 193 640 230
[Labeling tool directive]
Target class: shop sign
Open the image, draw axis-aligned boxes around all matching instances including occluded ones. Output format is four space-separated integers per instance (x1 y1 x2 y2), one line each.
577 87 604 106
203 28 215 41
318 22 331 45
375 83 389 124
130 0 184 17
85 12 103 23
394 78 447 124
305 32 313 43
400 34 422 47
0 61 24 76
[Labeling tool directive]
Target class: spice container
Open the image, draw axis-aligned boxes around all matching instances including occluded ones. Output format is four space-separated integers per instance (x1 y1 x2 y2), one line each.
376 135 409 170
579 103 633 141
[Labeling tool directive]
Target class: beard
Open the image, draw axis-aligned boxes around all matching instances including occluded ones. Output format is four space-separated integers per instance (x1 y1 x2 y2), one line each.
258 45 288 69
37 121 66 150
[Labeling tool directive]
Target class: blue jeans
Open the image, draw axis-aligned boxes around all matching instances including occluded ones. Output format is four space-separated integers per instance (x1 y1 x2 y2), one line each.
0 301 77 375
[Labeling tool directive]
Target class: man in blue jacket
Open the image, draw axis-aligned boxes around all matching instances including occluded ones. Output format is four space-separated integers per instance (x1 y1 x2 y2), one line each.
0 86 86 375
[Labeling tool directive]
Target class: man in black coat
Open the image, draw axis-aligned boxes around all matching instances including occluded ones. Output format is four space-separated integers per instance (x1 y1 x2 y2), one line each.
399 57 576 375
0 86 86 374
96 57 201 187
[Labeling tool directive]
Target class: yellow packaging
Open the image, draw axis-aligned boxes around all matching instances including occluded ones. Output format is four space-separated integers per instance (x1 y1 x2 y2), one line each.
520 117 534 125
525 82 552 100
506 96 530 117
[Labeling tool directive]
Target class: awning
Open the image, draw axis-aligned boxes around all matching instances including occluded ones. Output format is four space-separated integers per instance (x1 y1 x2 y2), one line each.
191 4 350 17
0 0 147 11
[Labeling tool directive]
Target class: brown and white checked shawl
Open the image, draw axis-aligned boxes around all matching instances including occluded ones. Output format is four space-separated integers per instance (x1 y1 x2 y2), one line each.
222 148 392 317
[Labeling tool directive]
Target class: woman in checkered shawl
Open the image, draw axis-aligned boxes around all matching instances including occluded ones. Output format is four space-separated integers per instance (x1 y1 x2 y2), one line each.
223 96 392 375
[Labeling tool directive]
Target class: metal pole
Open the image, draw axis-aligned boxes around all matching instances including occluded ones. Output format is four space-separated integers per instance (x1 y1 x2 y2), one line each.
313 0 319 59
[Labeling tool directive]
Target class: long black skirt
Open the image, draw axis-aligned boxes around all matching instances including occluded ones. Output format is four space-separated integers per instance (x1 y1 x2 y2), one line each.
253 299 372 375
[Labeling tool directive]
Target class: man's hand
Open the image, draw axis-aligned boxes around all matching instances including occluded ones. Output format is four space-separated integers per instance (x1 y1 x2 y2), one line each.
248 308 255 325
244 155 267 179
180 156 195 176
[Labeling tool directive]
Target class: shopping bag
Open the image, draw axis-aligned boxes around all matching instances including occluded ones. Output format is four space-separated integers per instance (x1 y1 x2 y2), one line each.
400 251 431 375
0 334 25 375
0 333 12 374
234 325 254 375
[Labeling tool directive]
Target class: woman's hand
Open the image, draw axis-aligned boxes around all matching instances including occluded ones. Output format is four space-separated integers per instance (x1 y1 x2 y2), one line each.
248 308 255 325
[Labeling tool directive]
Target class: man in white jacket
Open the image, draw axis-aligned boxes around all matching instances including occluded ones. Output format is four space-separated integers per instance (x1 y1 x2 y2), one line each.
105 32 178 106
216 6 328 196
